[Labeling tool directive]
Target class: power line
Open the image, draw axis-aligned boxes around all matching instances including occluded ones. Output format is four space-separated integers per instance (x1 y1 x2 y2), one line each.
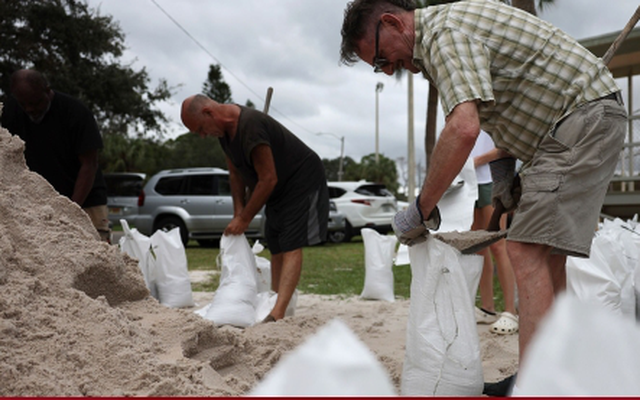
148 0 315 136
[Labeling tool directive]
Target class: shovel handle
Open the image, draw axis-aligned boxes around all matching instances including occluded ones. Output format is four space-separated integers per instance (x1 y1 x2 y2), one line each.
602 5 640 65
263 87 274 114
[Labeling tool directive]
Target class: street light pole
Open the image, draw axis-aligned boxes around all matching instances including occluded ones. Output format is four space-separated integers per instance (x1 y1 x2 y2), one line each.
316 132 345 181
375 82 384 164
338 136 345 181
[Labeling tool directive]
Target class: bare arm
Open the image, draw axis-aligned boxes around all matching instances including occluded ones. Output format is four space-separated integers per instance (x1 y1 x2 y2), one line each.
418 101 481 218
224 144 277 235
71 149 98 206
226 156 246 217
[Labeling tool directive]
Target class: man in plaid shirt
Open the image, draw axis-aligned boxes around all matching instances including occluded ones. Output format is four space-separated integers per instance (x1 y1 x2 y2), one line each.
341 0 627 394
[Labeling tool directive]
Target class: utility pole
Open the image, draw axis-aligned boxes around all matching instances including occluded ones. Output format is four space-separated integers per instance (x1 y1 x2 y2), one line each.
375 82 384 164
316 132 345 181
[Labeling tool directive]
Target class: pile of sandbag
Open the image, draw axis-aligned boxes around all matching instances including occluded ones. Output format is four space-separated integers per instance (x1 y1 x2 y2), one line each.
566 215 640 321
118 220 194 308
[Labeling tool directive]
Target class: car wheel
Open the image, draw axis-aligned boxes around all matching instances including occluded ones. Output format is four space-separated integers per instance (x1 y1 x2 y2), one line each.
197 239 220 248
328 229 346 244
341 221 354 243
155 216 188 247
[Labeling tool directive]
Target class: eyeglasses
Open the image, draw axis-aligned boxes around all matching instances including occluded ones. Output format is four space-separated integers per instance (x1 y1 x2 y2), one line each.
373 21 390 73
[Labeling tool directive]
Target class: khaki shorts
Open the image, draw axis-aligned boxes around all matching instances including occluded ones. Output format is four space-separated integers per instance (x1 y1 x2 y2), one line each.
83 204 112 243
508 94 627 258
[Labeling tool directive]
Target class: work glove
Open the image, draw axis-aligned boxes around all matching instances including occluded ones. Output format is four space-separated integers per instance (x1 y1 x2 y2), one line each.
392 196 441 246
489 157 521 213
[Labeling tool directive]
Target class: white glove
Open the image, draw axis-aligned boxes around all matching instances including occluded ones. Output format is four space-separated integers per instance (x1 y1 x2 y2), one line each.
392 197 441 246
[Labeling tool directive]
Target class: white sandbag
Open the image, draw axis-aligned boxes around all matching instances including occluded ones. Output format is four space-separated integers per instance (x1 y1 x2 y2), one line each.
623 215 640 322
254 290 298 323
518 294 640 396
360 228 397 302
151 227 194 308
250 319 396 396
394 243 410 266
566 219 637 320
202 234 258 327
252 240 271 293
401 236 484 396
436 158 478 233
118 219 157 299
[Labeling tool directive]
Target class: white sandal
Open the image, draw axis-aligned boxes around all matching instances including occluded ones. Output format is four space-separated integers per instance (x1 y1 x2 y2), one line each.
475 307 498 324
490 311 519 335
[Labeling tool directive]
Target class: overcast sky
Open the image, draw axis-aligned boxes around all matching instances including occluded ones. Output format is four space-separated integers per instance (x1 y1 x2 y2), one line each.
85 0 639 167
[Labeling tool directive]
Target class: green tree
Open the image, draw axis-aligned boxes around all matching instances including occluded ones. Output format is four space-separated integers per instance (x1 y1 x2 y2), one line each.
163 133 228 170
202 64 233 103
0 0 173 137
101 135 171 175
322 156 357 182
344 153 400 196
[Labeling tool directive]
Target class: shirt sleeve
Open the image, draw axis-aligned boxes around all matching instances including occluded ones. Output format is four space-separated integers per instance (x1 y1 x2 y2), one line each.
420 28 495 116
242 120 271 167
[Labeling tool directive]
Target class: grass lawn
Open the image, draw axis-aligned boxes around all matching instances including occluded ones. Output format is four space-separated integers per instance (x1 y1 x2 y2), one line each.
182 236 505 309
182 236 412 299
114 223 504 309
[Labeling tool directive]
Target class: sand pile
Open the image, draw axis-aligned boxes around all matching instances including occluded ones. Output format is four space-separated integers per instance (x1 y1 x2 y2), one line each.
0 122 518 396
0 126 297 396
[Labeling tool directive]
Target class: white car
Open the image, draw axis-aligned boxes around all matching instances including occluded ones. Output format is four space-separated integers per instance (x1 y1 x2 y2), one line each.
327 181 398 242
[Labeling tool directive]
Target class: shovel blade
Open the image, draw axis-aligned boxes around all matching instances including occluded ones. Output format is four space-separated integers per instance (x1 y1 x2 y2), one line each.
433 230 508 254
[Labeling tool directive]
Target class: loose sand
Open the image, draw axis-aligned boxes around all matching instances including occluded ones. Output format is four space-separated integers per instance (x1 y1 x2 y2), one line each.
0 124 517 396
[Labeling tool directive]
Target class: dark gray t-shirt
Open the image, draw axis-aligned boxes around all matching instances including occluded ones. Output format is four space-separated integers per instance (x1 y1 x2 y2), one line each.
219 105 325 205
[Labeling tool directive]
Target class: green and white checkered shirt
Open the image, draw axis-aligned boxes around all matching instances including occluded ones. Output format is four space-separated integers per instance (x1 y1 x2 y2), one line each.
413 0 620 162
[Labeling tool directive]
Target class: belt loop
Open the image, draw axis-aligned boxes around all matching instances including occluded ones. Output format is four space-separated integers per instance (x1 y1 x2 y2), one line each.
614 91 624 106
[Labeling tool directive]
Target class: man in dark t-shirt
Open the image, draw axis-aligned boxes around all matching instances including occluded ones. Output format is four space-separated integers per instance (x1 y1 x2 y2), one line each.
181 94 328 322
1 69 110 242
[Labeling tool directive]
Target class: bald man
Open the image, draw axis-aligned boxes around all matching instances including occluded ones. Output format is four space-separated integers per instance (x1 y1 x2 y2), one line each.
181 95 329 322
2 69 110 242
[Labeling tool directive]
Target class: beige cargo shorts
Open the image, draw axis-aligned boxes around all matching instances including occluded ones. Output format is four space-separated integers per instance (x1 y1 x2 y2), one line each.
508 93 627 258
83 204 112 243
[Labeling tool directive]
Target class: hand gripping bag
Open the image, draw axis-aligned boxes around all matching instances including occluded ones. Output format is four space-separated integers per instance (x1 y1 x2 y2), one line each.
401 235 484 396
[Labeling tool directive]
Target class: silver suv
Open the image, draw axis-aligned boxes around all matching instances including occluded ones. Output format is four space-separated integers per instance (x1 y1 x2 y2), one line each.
135 167 266 246
105 172 146 227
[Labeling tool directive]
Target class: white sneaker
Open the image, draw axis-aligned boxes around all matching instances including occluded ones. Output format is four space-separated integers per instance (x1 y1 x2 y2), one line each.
475 307 498 324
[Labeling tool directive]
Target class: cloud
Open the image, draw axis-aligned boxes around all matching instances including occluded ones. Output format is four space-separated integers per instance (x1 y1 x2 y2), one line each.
86 0 639 164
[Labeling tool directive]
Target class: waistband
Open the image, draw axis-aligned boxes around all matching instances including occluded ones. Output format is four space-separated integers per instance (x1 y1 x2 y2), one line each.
596 91 623 106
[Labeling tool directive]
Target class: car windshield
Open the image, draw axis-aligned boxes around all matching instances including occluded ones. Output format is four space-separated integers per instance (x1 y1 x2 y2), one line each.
105 175 144 197
354 185 392 197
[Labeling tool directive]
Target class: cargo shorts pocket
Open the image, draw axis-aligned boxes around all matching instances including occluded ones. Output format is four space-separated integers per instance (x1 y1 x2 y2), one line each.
517 173 561 214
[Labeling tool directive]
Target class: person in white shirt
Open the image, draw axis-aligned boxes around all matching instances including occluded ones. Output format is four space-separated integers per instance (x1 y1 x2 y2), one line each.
470 130 518 335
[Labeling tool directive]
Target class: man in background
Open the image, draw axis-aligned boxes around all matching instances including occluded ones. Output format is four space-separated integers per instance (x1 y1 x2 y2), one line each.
2 69 110 242
181 94 329 322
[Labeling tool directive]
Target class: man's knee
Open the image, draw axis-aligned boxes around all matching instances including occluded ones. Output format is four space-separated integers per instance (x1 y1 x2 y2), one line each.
506 240 552 279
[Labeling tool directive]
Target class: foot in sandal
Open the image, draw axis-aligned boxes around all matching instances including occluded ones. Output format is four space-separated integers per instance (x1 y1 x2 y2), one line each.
490 311 519 335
